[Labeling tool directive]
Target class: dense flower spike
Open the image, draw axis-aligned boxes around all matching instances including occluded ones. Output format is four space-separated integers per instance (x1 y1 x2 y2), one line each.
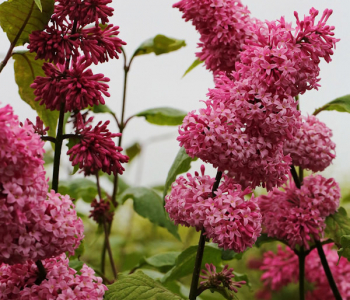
0 105 84 264
200 263 246 293
0 254 107 299
284 115 336 172
254 245 350 300
31 57 110 112
89 198 114 223
67 115 129 176
165 166 262 252
258 174 340 249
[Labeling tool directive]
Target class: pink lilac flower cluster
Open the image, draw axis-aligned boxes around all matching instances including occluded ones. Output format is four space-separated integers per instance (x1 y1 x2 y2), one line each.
253 244 350 300
258 174 340 249
177 5 338 190
173 0 258 74
200 263 246 293
165 166 262 252
28 0 125 112
284 115 336 172
67 113 129 176
0 105 84 265
0 253 107 299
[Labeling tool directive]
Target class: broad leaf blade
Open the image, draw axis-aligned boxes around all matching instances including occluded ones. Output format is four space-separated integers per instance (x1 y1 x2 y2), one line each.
145 252 180 268
254 233 277 248
125 142 142 163
119 187 180 240
105 271 182 300
163 147 196 200
338 235 350 262
136 107 187 126
183 58 203 77
13 51 59 138
325 207 350 247
161 244 222 283
92 103 114 114
0 0 54 46
314 94 350 115
135 34 186 57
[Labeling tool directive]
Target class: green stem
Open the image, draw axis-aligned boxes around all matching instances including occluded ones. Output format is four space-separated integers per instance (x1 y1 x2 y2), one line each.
103 219 118 280
189 171 223 300
315 240 342 300
299 247 305 300
51 102 66 192
0 0 35 73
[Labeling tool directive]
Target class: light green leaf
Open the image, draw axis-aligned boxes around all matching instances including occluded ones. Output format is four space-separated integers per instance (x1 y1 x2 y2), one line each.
105 271 182 300
0 0 54 46
254 233 277 248
68 260 84 273
125 142 142 163
338 235 350 262
233 271 251 290
134 34 186 57
145 252 180 268
314 94 350 115
161 244 222 283
163 147 196 201
135 107 187 126
58 178 105 203
92 104 114 114
119 187 180 240
12 51 59 138
183 58 203 77
325 207 350 247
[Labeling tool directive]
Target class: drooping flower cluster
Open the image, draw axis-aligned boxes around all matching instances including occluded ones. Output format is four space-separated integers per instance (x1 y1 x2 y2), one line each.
177 5 338 190
258 174 340 249
0 253 107 299
284 115 336 172
200 263 246 294
28 0 125 112
89 198 114 224
165 166 262 252
0 105 84 265
173 0 257 74
67 113 129 176
253 244 350 300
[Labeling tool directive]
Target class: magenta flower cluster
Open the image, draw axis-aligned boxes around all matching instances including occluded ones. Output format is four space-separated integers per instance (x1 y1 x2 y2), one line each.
0 254 107 299
165 166 261 252
176 3 338 190
258 174 340 249
284 115 336 172
254 244 350 300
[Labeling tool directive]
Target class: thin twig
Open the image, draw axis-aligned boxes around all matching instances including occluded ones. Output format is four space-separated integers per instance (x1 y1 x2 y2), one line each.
103 220 118 280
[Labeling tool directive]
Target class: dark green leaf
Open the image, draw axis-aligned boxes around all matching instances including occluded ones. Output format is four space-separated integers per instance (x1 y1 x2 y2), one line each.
125 142 142 163
163 147 196 201
135 35 186 57
105 271 182 300
119 187 180 240
58 178 104 203
338 235 350 262
135 107 187 126
13 52 59 138
314 94 350 115
325 207 350 247
92 104 114 114
145 252 180 268
68 260 84 273
254 233 278 248
161 244 222 283
221 249 244 261
69 240 85 260
183 58 203 77
0 0 54 46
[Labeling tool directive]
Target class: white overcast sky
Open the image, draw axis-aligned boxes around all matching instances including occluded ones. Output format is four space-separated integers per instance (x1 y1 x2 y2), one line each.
1 0 350 189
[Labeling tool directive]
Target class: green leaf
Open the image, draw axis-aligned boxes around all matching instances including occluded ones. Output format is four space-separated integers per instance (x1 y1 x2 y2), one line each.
92 104 114 114
163 147 196 201
254 233 277 248
105 271 182 300
325 207 350 247
58 178 104 203
338 235 350 262
125 142 142 163
68 260 84 273
119 187 180 240
183 58 203 77
233 271 251 290
134 34 186 57
69 240 85 260
66 136 80 175
0 0 54 46
221 249 244 261
135 107 187 126
314 94 350 115
145 252 180 268
161 244 222 283
13 51 59 138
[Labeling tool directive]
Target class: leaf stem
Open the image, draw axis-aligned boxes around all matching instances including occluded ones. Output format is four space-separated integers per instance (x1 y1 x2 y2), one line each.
189 171 223 300
299 247 305 300
0 0 35 73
